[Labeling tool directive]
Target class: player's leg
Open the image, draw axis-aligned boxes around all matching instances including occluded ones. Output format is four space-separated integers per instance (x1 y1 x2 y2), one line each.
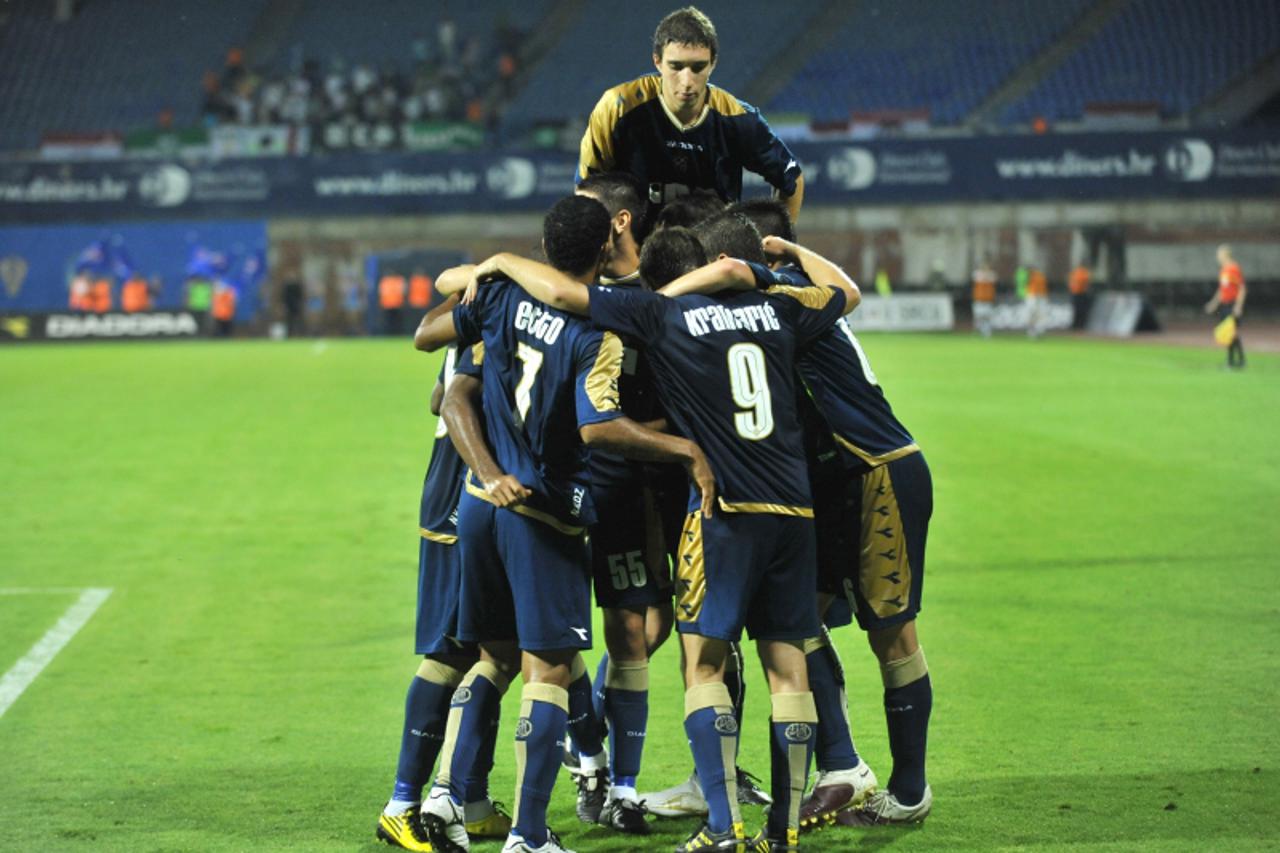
842 453 934 826
755 637 818 852
564 650 607 821
677 632 744 851
501 509 594 852
745 515 821 851
596 605 652 833
378 532 472 850
421 492 519 853
508 647 577 851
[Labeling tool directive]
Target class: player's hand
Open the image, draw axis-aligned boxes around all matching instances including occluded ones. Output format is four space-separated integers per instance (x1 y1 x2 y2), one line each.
484 474 532 508
684 443 717 519
761 236 798 261
463 255 506 305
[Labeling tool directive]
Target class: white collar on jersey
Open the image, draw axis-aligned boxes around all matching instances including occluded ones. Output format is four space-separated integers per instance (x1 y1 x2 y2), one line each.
658 84 711 132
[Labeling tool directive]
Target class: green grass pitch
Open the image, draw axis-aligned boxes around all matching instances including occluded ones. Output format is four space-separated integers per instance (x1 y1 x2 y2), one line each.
0 334 1277 852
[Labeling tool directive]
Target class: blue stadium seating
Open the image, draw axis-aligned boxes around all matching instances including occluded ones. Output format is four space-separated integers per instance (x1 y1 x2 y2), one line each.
768 0 1093 124
500 0 826 127
0 0 266 151
1003 0 1280 124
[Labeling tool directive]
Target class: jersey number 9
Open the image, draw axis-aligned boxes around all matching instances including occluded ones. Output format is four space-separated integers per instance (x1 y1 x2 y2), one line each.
727 343 774 440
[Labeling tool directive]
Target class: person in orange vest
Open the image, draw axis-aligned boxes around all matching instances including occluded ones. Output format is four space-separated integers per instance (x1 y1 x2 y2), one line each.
1205 244 1247 369
68 273 92 311
408 269 433 311
212 280 238 337
971 257 997 338
1025 266 1048 338
90 277 113 314
1068 263 1091 331
379 270 407 335
121 275 151 313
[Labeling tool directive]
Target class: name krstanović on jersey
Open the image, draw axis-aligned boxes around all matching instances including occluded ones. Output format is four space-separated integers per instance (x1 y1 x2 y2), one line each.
682 302 782 337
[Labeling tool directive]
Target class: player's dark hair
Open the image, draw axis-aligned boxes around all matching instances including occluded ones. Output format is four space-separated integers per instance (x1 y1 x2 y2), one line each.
653 6 718 61
695 212 766 265
654 190 724 230
577 172 649 243
543 195 611 276
638 226 707 289
726 198 796 243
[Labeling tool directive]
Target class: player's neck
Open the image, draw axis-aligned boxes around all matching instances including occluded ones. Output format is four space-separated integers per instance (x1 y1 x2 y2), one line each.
660 83 709 129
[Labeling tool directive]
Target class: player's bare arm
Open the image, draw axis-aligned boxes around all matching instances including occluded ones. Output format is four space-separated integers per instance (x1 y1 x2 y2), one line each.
441 373 531 508
778 172 804 225
413 293 460 351
433 264 476 297
762 235 861 315
580 417 717 519
464 253 592 316
656 257 755 298
429 376 445 416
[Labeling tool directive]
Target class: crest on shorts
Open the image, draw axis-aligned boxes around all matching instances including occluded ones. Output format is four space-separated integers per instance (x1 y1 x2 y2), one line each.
0 256 27 298
515 717 534 739
714 713 738 735
784 723 813 743
451 686 472 705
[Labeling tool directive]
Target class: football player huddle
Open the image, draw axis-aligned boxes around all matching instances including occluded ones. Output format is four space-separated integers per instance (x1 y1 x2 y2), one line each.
377 8 934 853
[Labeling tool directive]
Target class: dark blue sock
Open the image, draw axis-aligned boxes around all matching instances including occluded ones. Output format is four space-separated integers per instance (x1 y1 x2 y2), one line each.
512 684 570 847
463 685 501 803
884 673 932 805
592 653 609 722
806 640 859 771
391 671 455 803
723 642 746 728
443 666 505 805
684 684 740 834
567 669 605 759
767 693 816 839
605 660 649 784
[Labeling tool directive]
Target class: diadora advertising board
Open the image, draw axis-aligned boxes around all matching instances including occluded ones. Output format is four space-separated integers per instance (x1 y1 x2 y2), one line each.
0 131 1275 222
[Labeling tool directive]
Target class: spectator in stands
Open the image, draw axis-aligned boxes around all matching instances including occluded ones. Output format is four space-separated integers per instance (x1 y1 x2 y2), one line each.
378 270 407 335
121 273 151 314
90 276 113 314
1068 263 1091 330
212 280 238 337
1025 266 1048 338
408 269 433 313
972 258 997 338
282 276 305 337
1205 244 1247 369
68 273 92 312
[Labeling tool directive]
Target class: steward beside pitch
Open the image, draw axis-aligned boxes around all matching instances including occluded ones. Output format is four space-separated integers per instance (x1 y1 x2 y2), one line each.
578 6 803 220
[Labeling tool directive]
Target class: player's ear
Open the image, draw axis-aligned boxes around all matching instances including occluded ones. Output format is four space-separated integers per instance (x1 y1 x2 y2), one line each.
717 252 729 261
653 52 663 73
615 210 630 237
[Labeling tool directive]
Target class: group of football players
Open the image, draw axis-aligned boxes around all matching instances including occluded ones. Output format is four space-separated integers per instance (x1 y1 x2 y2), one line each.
375 8 935 853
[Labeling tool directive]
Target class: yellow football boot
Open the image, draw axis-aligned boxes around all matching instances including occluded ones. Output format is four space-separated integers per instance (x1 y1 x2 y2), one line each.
376 805 433 851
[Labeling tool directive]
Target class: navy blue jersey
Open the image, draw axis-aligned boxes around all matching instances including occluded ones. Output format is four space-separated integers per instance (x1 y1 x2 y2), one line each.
578 75 800 203
453 280 624 532
774 264 918 470
588 277 845 515
587 274 664 498
418 344 481 540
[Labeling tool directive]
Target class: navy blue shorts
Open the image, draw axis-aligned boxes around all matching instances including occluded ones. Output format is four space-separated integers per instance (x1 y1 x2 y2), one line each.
841 452 933 632
415 533 473 655
812 462 857 599
455 489 594 651
674 510 820 642
590 487 671 610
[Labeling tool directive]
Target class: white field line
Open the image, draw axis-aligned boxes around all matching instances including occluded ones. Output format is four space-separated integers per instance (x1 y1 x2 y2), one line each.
0 587 112 719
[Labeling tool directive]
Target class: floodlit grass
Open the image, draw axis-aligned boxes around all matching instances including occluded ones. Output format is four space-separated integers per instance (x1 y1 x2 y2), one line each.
0 334 1277 851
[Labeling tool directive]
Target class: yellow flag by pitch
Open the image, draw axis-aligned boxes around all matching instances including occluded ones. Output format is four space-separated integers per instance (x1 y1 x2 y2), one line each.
1214 315 1237 347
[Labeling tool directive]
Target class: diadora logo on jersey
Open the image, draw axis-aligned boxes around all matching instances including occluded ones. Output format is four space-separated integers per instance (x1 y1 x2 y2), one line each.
784 723 813 743
714 713 738 735
569 626 589 642
666 140 705 152
683 302 781 336
514 300 565 344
